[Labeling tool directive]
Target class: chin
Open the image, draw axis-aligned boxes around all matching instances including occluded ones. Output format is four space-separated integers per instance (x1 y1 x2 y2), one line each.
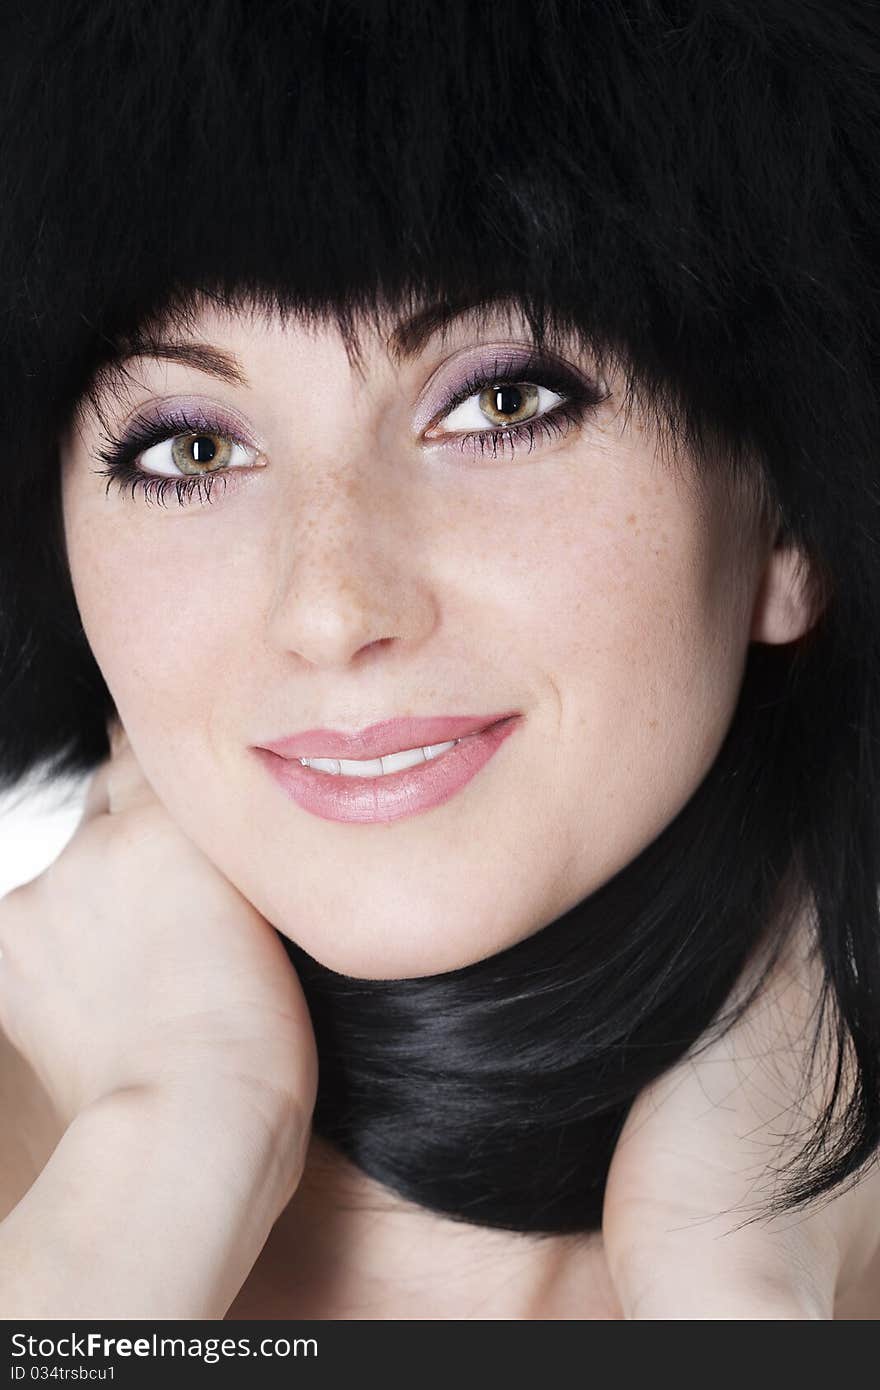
269 897 532 981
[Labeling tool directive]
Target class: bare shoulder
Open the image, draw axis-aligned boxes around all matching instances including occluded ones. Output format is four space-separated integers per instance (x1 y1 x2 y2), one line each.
0 1024 63 1221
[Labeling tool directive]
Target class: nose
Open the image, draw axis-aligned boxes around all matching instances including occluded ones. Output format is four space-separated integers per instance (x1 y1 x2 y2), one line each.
263 464 438 670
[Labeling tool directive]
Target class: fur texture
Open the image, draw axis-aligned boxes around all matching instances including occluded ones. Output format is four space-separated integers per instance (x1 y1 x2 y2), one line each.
0 0 878 1232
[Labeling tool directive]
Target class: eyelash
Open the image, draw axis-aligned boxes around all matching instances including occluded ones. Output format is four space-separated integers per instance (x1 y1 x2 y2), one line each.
92 358 609 508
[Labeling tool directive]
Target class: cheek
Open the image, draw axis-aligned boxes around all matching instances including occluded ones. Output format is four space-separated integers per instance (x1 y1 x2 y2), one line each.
534 479 749 867
536 473 735 685
61 494 240 756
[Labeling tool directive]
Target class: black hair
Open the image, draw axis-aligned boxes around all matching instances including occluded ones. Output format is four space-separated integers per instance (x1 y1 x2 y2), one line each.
1 0 878 1235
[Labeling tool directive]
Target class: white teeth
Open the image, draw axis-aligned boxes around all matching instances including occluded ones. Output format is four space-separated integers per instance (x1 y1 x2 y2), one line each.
300 738 460 777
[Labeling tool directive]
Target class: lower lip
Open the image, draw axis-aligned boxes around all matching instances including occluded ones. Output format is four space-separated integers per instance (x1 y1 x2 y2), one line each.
254 716 521 825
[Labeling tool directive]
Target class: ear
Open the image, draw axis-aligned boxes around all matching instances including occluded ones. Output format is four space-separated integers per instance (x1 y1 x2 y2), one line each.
749 531 821 645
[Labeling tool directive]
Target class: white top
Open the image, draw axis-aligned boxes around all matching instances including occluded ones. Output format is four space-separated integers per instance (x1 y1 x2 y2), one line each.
0 769 90 899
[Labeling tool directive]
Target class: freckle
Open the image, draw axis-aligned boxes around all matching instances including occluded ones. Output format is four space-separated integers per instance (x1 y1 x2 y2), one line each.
648 719 658 730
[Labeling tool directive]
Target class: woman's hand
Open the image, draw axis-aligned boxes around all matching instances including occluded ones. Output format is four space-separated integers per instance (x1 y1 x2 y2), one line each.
0 719 320 1317
601 920 880 1319
0 718 318 1150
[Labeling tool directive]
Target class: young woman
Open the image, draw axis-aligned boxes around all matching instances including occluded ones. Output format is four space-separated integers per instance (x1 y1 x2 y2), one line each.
0 0 878 1318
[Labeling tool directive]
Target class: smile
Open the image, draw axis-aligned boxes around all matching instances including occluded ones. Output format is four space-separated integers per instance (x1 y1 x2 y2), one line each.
298 736 463 777
254 716 521 824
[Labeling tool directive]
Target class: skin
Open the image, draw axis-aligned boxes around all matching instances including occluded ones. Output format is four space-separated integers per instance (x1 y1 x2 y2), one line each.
59 296 813 982
55 295 828 1317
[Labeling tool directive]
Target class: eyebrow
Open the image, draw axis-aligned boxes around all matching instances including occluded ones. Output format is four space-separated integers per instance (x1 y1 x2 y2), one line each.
109 296 523 387
112 339 249 386
384 298 515 365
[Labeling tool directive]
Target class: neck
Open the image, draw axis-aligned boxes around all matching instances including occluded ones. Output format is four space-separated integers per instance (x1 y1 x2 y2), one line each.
227 1132 623 1320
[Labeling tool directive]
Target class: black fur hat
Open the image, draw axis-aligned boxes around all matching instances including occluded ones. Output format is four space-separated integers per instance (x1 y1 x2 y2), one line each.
1 0 878 1233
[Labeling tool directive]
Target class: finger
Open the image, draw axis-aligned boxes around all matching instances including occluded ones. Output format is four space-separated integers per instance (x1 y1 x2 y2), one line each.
76 763 111 826
76 717 130 827
104 723 157 816
107 717 127 760
602 922 843 1319
75 721 120 827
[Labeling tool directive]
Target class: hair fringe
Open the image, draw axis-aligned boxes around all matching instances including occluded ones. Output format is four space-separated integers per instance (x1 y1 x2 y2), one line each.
1 0 878 1234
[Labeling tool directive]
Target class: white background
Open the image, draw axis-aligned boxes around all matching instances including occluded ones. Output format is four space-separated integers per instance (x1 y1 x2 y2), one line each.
0 771 90 900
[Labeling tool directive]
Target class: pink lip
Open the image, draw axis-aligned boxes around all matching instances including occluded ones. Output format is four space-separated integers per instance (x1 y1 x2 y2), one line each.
253 715 522 825
256 712 519 762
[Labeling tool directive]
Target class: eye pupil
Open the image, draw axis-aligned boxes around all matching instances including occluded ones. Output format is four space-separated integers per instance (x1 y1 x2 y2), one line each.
189 434 217 463
169 430 234 476
478 381 539 426
494 385 521 416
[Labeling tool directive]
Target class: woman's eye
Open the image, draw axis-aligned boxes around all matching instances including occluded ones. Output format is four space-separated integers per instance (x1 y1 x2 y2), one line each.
433 382 562 437
138 431 258 477
94 363 606 509
92 415 265 507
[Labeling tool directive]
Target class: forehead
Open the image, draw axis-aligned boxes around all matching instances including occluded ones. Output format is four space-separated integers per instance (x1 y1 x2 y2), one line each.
101 291 604 385
78 288 628 434
71 288 777 548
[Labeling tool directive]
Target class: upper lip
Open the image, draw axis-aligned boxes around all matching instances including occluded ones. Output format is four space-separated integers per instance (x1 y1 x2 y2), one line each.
256 713 519 761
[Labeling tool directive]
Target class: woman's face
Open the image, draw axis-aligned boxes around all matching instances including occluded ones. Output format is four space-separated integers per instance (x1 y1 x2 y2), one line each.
60 299 776 977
